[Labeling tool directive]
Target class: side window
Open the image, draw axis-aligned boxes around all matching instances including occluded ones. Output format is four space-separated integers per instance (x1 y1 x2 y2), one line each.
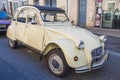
27 9 40 25
17 9 27 23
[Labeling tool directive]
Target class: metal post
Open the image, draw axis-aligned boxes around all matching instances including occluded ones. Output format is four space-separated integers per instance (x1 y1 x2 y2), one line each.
66 0 68 13
100 0 103 28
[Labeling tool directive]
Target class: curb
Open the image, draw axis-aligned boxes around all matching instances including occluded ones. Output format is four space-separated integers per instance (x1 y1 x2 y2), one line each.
86 28 120 38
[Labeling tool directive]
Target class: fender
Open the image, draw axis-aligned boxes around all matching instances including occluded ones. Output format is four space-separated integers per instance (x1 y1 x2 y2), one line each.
43 39 88 68
6 25 16 40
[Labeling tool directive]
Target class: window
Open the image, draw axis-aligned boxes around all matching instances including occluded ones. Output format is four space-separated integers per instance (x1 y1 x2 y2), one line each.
34 0 39 5
41 12 69 22
17 9 27 23
2 3 5 7
45 0 57 7
27 9 40 25
14 2 18 11
22 1 27 6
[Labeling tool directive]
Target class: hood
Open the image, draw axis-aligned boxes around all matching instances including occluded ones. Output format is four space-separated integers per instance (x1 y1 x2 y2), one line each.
46 25 101 52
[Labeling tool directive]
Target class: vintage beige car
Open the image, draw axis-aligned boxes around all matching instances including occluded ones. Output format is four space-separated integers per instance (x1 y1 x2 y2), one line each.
7 5 109 76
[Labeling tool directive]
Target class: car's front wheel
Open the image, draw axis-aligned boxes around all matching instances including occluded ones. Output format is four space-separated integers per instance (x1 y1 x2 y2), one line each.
47 49 71 77
9 39 17 49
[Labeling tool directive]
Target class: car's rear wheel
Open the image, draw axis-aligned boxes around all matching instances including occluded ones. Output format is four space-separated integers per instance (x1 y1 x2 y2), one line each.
9 39 17 49
47 49 71 77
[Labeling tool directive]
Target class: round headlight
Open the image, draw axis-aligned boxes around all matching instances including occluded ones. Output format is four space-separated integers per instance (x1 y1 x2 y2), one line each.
103 35 107 42
79 40 84 50
100 35 107 42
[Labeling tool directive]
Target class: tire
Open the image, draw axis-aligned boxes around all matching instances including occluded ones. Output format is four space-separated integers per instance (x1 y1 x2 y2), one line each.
9 39 17 49
47 49 71 77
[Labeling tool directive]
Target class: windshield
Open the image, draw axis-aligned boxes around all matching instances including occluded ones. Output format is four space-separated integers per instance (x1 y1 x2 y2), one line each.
41 12 69 22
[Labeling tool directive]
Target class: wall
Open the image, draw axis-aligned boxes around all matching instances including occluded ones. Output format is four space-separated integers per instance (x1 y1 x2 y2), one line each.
57 0 67 10
68 0 78 25
86 0 96 27
28 0 34 5
28 0 93 26
102 0 120 10
102 0 115 10
0 0 9 12
39 0 45 6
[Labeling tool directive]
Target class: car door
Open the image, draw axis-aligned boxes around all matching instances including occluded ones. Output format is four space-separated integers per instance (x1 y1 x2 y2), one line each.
15 8 28 42
25 8 44 51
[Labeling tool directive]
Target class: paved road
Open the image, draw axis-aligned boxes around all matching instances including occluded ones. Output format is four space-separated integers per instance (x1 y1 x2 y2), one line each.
0 34 120 80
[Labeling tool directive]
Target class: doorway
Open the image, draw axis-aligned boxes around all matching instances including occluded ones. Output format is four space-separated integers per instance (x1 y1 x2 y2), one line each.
78 0 87 27
102 3 115 28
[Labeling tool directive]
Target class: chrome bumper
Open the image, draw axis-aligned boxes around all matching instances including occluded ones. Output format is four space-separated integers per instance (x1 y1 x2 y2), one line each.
75 51 109 73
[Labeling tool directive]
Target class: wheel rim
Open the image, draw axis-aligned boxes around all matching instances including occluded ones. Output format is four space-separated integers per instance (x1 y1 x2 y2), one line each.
9 39 14 47
49 54 64 74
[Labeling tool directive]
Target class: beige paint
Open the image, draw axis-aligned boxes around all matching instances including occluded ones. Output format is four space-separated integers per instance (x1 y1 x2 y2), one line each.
7 6 108 70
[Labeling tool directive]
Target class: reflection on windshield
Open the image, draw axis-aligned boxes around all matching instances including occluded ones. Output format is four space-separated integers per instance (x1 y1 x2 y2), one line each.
41 12 69 22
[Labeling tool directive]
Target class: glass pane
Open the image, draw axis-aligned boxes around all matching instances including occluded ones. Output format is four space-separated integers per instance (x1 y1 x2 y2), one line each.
41 12 68 22
14 2 18 11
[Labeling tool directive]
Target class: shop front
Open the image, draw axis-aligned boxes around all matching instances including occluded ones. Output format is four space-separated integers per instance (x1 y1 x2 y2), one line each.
102 0 120 29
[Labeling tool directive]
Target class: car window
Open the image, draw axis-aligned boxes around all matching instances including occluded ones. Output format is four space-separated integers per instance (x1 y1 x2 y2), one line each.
17 9 27 23
41 12 69 22
27 9 40 25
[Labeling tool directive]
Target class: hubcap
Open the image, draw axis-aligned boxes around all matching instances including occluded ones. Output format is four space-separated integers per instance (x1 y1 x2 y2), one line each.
49 54 63 74
52 59 59 69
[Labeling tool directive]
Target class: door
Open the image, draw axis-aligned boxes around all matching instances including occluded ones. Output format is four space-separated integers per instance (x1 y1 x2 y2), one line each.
102 3 115 28
25 8 44 50
16 8 28 42
78 0 87 27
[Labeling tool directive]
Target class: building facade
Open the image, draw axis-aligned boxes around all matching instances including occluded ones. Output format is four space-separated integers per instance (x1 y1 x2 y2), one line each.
1 0 119 28
102 0 120 28
0 0 9 11
0 0 28 15
8 0 28 15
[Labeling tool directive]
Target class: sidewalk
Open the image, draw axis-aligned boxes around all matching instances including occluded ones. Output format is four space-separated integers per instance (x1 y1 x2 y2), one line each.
86 28 120 37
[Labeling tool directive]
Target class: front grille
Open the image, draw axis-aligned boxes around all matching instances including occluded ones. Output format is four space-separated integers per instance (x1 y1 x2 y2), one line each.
91 46 103 62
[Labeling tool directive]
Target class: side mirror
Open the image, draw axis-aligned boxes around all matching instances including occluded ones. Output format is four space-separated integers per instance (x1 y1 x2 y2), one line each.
31 20 37 25
71 20 74 24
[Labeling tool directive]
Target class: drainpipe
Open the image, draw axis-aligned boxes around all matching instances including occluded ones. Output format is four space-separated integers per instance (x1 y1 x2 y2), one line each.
100 0 103 28
66 0 68 13
7 0 9 13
